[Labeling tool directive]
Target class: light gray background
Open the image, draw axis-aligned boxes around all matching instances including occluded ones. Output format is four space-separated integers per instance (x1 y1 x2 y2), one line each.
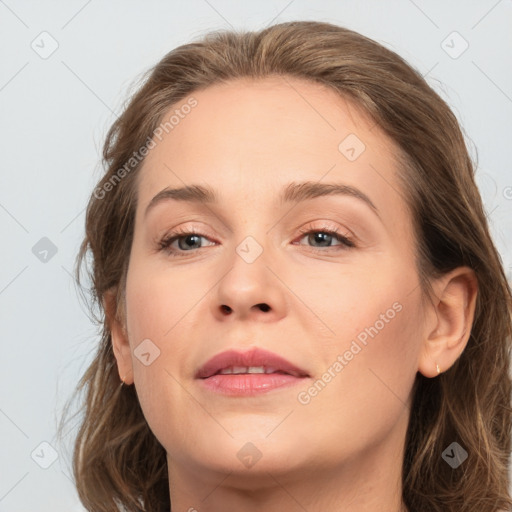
1 1 511 510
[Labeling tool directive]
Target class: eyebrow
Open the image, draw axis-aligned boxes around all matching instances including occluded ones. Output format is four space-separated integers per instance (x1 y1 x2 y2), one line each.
144 181 380 218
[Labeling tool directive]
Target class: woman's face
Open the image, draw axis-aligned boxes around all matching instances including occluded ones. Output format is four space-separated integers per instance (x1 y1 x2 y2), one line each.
114 77 429 485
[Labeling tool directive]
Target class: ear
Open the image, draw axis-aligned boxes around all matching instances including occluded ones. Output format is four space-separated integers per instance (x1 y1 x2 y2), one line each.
104 289 134 385
418 266 478 378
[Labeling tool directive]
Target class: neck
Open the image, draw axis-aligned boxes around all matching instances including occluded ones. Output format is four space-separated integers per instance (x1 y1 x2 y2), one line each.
166 422 409 512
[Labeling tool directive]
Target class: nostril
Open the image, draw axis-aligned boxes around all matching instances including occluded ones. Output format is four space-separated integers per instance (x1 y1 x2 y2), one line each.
220 305 232 314
257 303 270 312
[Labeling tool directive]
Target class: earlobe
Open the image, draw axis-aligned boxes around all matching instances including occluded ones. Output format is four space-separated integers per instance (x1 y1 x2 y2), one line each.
418 266 478 378
103 290 134 385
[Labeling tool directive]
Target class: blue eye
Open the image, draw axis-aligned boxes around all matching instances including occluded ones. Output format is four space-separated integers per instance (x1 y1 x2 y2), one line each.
158 229 214 255
157 225 355 257
295 228 355 249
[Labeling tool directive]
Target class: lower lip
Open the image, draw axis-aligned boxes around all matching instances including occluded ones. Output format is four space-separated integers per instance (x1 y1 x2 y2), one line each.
198 373 308 396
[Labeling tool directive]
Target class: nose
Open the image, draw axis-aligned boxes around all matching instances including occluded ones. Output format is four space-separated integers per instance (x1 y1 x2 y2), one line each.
211 241 287 323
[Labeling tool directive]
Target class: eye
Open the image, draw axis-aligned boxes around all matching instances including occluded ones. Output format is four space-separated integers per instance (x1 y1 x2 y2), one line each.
157 224 355 258
294 225 355 252
157 227 216 256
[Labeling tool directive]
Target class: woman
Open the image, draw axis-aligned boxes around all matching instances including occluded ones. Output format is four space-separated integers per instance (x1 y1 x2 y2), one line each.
64 20 512 512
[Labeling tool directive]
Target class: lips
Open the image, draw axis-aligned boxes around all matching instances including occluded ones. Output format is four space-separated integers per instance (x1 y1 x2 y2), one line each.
196 347 310 379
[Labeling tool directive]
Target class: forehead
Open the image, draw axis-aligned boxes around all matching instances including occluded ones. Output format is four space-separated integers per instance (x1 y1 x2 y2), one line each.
135 76 410 228
146 76 380 164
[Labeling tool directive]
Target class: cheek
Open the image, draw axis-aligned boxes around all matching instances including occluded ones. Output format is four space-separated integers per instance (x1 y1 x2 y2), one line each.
322 289 420 418
333 268 421 386
125 262 205 342
293 258 413 350
123 267 198 445
123 266 192 398
291 295 420 462
301 263 421 416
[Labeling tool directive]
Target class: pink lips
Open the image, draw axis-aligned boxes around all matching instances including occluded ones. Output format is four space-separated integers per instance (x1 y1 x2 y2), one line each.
196 347 310 396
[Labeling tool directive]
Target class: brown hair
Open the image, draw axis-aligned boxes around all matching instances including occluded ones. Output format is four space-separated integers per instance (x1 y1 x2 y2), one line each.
59 20 512 512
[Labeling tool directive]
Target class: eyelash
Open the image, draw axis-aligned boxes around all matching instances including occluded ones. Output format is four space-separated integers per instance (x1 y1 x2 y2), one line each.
157 225 355 257
295 225 355 251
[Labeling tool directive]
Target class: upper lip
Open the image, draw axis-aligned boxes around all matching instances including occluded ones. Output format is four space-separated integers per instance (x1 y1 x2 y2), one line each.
196 347 310 379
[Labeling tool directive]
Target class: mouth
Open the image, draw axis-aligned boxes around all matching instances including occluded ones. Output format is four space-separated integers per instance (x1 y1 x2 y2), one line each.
196 347 310 396
212 366 304 377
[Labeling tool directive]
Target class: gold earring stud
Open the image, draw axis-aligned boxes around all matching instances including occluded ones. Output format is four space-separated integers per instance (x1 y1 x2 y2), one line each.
436 363 441 375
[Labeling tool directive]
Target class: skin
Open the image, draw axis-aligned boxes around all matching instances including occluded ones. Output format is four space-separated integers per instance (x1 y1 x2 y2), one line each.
108 76 478 512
